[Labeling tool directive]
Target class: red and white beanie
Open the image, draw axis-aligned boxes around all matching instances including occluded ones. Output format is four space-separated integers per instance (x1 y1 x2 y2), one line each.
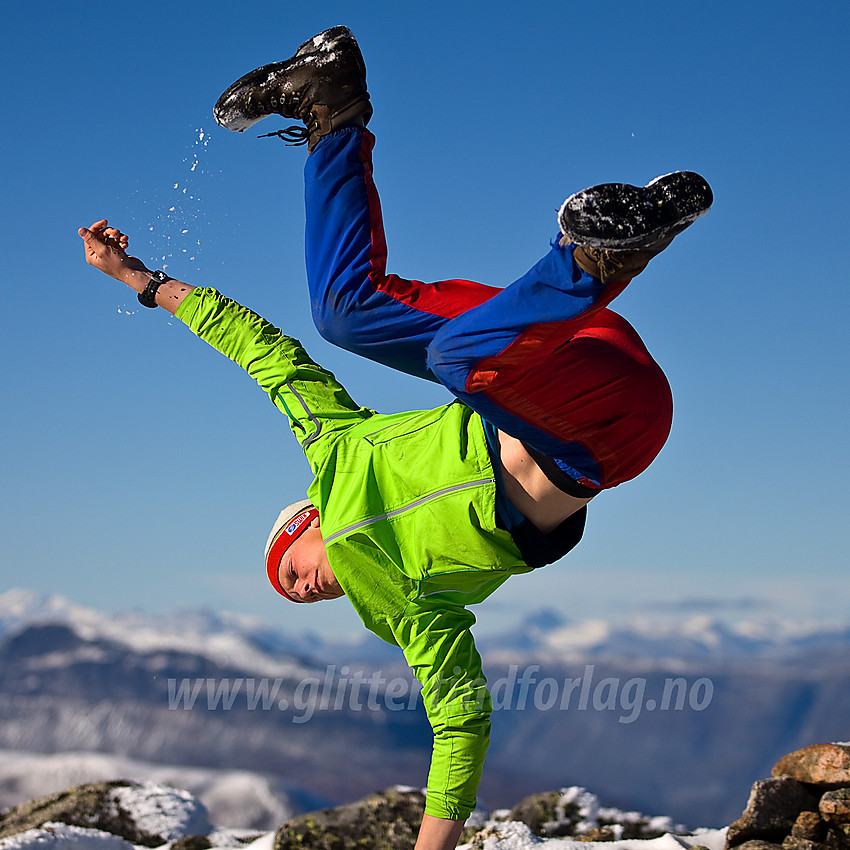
264 499 320 601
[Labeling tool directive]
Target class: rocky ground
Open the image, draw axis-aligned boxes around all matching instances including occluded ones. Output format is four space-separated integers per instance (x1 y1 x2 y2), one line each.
0 744 848 850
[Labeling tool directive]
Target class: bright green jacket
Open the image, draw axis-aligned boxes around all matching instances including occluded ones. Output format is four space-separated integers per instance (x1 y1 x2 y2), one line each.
176 288 535 819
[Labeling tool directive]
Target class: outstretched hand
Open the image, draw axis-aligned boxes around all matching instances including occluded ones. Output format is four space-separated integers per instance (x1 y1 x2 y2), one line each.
78 219 150 284
79 219 195 314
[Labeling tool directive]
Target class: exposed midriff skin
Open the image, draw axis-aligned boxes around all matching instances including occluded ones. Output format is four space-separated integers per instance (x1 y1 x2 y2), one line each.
496 430 594 533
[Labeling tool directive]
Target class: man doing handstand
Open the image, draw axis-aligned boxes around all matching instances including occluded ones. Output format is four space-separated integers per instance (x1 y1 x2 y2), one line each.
79 25 711 850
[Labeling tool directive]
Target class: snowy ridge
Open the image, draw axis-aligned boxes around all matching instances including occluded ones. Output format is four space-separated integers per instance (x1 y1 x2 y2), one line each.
4 589 850 671
480 607 850 665
0 590 317 679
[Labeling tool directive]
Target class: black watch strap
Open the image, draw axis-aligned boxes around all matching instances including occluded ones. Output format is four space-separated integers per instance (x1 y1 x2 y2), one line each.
138 270 171 308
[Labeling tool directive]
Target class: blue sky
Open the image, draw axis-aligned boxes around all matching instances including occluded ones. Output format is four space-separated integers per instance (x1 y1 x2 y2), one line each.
1 1 848 638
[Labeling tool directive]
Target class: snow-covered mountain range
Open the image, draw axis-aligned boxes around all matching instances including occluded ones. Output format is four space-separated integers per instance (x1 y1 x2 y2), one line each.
1 588 848 830
4 588 849 668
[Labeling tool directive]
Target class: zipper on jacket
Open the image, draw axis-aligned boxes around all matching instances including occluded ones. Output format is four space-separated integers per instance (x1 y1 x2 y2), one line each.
323 478 495 545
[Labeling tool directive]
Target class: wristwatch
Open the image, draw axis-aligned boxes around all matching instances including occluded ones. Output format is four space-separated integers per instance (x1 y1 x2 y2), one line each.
138 270 171 308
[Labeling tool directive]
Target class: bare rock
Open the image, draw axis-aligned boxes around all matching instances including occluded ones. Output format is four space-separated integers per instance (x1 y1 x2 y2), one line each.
782 839 823 850
0 780 210 846
726 778 820 849
170 837 213 850
825 825 850 850
733 841 785 850
792 812 828 842
506 787 672 841
273 787 425 850
773 746 850 787
821 791 850 825
508 790 578 838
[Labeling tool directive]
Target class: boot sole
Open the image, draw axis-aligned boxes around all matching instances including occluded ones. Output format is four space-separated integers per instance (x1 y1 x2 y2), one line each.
213 25 366 131
213 60 291 130
558 171 713 249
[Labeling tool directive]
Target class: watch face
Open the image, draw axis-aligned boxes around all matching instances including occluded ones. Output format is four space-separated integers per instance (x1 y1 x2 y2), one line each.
138 271 169 307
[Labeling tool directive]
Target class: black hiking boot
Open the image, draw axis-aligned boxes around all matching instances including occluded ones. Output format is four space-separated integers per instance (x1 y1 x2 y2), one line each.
213 25 371 152
559 171 713 282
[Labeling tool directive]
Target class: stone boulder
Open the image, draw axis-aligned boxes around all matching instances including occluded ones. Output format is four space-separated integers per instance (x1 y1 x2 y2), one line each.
791 811 828 842
499 786 675 842
726 778 819 847
726 744 850 850
507 790 573 838
273 787 425 850
730 843 785 850
820 790 850 825
773 746 850 788
0 780 211 846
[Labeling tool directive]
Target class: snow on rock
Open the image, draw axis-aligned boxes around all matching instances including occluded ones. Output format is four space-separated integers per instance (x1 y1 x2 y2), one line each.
500 786 690 844
0 822 137 849
0 780 211 849
0 750 296 832
0 778 732 850
214 832 276 849
458 821 727 850
109 782 211 842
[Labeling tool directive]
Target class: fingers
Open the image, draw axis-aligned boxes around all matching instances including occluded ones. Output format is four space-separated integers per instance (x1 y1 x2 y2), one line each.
79 221 107 244
78 215 151 286
79 220 129 249
79 226 99 253
104 227 129 249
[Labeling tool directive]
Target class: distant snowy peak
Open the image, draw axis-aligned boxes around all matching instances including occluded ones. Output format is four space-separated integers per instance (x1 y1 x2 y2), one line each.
482 607 850 664
3 589 850 668
0 588 94 632
0 589 316 679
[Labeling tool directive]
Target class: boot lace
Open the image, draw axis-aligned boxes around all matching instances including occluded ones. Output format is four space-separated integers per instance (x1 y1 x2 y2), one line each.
258 126 310 146
258 92 318 146
585 248 626 282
